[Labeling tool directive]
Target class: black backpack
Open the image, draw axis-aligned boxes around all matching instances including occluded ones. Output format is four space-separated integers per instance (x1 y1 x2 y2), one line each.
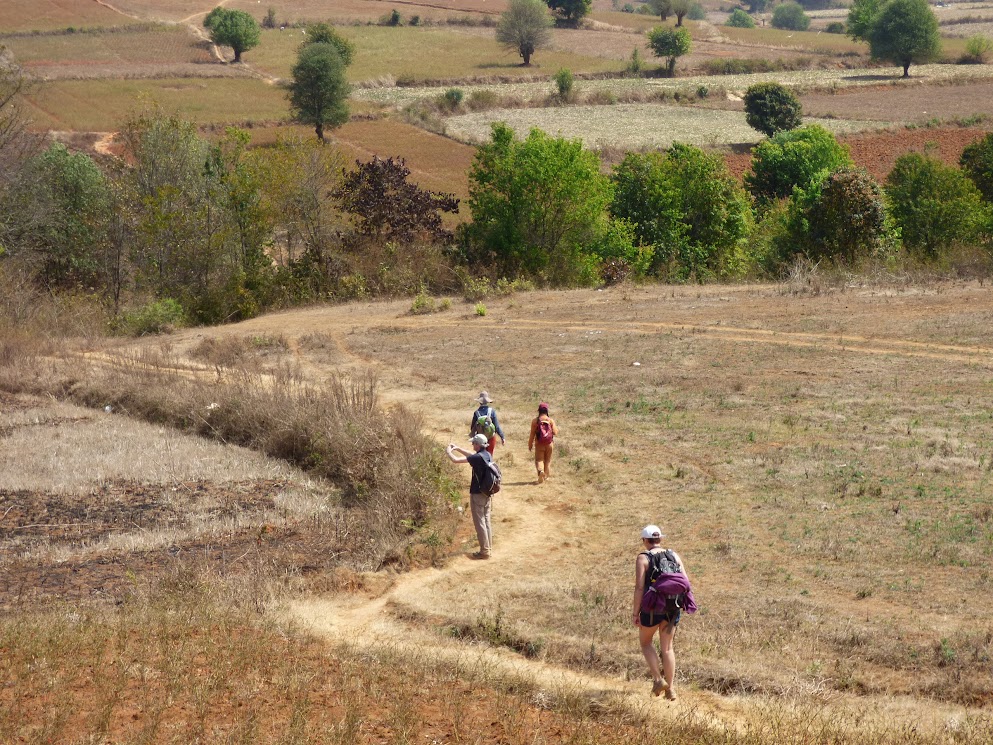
640 549 683 616
477 452 502 495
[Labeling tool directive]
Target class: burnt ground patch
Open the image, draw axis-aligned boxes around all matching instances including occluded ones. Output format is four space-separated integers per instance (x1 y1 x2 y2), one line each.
0 479 362 610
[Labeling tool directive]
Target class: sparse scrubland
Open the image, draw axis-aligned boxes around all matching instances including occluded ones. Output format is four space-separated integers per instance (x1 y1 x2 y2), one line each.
5 0 993 742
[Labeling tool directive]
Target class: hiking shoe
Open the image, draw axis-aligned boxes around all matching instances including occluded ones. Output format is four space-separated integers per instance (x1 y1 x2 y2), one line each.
664 687 677 702
470 551 491 560
652 679 668 697
537 471 545 483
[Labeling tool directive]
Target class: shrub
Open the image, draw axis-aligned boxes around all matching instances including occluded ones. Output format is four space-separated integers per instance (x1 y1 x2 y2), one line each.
963 35 993 64
885 153 989 259
825 21 845 34
554 67 575 100
785 166 892 265
745 125 853 205
772 2 810 31
743 82 803 137
687 2 707 20
628 47 644 73
726 9 756 28
960 132 993 202
113 299 186 336
467 89 500 110
440 88 464 110
410 289 436 314
475 302 487 316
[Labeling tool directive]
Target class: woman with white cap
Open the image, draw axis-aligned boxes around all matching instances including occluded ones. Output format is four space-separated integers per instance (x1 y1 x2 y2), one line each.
633 524 691 700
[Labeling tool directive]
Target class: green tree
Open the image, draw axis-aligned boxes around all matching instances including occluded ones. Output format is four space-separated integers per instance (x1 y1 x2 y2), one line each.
496 0 552 66
960 132 993 202
545 0 592 26
303 22 355 65
743 82 802 137
745 124 853 205
288 42 350 143
610 144 752 280
203 7 261 63
868 0 940 77
647 26 691 76
886 153 988 258
772 2 810 30
669 0 693 26
747 0 767 12
726 9 756 28
649 0 673 20
2 143 110 290
847 0 881 42
462 123 615 285
785 166 891 265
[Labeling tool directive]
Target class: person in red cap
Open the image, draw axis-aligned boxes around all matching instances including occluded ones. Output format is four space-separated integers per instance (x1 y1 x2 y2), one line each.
527 402 558 483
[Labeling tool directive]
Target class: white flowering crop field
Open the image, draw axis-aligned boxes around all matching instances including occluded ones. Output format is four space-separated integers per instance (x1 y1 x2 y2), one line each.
443 104 879 149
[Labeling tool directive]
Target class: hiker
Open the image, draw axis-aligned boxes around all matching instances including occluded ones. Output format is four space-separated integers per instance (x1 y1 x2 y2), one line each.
633 525 696 700
446 434 498 560
527 402 558 483
469 391 505 455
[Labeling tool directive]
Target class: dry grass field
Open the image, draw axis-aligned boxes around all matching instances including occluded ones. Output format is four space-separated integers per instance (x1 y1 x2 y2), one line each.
5 281 993 742
20 77 290 132
249 26 627 84
0 25 220 80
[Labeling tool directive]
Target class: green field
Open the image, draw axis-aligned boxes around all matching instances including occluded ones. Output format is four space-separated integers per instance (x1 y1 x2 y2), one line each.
21 78 290 132
249 26 627 83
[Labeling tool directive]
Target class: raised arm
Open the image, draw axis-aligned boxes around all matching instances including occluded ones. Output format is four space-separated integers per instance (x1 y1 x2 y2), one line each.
446 444 469 464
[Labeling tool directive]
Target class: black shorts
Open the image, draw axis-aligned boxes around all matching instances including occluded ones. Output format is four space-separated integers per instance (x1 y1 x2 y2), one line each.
640 609 680 628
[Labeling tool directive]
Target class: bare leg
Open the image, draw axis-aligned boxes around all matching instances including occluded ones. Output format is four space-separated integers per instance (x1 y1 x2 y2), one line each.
639 623 663 685
543 444 553 479
658 622 677 696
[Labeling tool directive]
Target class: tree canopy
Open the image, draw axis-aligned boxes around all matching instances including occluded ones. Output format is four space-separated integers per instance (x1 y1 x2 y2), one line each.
867 0 940 77
743 82 803 137
771 2 810 31
203 7 261 63
545 0 592 26
745 125 853 204
287 43 350 143
303 23 355 66
462 123 620 285
886 153 987 256
611 144 751 280
496 0 553 66
846 0 881 42
647 26 692 76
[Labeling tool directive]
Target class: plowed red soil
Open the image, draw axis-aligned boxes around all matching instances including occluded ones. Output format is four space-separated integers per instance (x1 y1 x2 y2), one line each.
724 125 992 182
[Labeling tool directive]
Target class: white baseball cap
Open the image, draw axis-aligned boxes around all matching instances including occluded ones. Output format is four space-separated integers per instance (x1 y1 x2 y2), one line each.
641 525 664 540
470 434 489 448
